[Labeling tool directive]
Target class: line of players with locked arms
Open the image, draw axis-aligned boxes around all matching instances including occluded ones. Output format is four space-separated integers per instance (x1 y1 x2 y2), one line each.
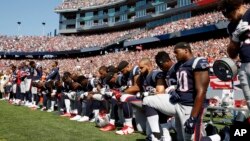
2 42 234 141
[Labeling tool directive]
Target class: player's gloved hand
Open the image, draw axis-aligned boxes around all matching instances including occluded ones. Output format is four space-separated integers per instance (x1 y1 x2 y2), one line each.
42 91 47 95
143 92 150 97
165 85 176 94
92 88 97 93
169 90 180 104
119 86 127 92
51 89 57 96
143 91 155 97
100 88 106 95
68 91 76 100
184 116 198 134
104 91 113 97
80 92 88 99
232 20 250 42
136 92 142 99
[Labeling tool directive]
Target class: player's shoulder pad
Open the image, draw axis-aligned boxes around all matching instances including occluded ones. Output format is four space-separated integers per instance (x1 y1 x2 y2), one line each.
171 62 182 72
116 74 123 85
133 65 140 76
89 78 100 88
152 70 164 82
192 57 209 71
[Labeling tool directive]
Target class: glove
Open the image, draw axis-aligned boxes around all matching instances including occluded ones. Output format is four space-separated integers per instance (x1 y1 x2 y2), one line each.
51 90 57 96
104 91 113 97
119 86 127 92
112 89 122 100
100 88 106 95
92 88 98 93
184 116 198 134
136 92 141 99
142 92 152 97
165 85 176 94
169 91 180 104
80 92 88 99
232 20 250 42
42 91 47 95
68 91 76 100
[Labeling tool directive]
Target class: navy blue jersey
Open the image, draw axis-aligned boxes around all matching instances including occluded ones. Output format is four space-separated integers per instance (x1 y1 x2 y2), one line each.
228 8 250 63
85 78 99 92
46 67 60 81
27 67 40 80
23 66 31 79
11 70 17 83
123 65 140 86
139 70 164 93
105 75 127 89
176 57 209 106
27 67 34 79
33 68 42 81
114 75 127 88
164 63 182 87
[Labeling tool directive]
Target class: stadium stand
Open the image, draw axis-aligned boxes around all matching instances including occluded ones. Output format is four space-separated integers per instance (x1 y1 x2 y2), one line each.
0 37 229 73
2 1 250 141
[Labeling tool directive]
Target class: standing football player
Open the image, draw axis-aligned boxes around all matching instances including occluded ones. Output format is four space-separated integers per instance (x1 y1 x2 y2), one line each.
218 0 250 111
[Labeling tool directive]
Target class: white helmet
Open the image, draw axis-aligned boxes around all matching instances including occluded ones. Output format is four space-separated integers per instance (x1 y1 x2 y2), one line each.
221 94 234 107
209 96 221 107
95 113 110 127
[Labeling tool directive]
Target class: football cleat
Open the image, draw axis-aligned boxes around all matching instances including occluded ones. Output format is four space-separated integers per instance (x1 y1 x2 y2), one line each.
77 116 89 122
60 113 71 117
70 115 82 121
40 107 47 111
115 125 134 135
100 123 116 131
47 109 54 112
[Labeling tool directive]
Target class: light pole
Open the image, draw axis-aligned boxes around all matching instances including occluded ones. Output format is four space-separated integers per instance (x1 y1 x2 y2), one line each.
17 21 21 36
42 22 46 36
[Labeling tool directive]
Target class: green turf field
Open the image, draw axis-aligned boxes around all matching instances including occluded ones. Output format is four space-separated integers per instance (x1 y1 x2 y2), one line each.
0 101 145 141
0 101 233 141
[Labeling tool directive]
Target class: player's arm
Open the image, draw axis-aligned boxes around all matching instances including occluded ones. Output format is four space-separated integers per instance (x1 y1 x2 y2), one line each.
124 75 140 94
123 74 140 94
191 70 209 117
227 39 240 60
71 82 82 91
46 68 58 81
155 78 166 94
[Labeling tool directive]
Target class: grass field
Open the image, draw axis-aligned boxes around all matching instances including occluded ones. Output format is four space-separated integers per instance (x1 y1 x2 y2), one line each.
0 101 145 141
0 101 233 141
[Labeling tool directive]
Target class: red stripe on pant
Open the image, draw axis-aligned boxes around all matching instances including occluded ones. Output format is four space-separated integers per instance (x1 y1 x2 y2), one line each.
194 108 205 141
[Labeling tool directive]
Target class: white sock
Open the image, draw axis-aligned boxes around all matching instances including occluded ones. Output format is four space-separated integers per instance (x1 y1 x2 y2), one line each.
109 119 115 125
161 123 171 141
51 101 55 111
65 99 71 113
209 134 221 141
93 109 99 117
147 115 160 133
125 118 133 127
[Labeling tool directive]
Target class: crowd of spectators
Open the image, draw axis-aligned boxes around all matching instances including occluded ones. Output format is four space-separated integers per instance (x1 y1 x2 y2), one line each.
130 11 226 40
0 37 229 76
0 29 138 52
55 0 124 10
55 0 207 11
0 10 228 52
4 4 250 53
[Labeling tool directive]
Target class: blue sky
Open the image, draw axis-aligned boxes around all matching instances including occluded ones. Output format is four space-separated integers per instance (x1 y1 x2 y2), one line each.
0 0 62 36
